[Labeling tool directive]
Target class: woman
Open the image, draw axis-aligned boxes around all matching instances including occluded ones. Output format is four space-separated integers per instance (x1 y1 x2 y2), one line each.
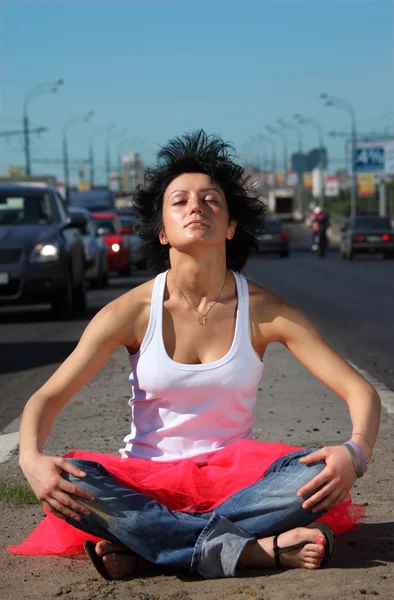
10 130 380 580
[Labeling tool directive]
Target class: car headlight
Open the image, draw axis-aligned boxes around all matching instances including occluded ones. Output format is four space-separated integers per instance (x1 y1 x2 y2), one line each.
111 243 121 252
30 241 60 263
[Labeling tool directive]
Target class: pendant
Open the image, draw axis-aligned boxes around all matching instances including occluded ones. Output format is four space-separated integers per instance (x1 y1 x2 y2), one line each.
199 315 207 325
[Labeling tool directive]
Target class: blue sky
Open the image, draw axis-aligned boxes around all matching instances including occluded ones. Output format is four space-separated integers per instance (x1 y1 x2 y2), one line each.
1 1 393 183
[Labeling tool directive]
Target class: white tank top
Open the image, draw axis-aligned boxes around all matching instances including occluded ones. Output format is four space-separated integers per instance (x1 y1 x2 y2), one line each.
120 270 264 463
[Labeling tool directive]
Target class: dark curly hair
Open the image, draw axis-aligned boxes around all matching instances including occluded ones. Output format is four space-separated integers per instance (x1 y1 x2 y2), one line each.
133 129 265 272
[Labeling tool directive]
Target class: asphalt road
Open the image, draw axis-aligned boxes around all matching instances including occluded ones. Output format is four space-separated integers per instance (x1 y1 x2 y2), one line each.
0 222 393 433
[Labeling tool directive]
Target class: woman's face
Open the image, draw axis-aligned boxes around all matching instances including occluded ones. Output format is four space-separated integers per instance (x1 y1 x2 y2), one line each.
160 172 236 251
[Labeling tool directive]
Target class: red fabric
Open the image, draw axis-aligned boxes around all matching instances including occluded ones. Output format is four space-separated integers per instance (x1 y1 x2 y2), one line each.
8 439 364 556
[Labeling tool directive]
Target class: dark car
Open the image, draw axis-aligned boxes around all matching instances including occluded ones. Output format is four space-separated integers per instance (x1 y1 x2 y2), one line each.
0 184 87 318
340 215 394 259
256 217 290 258
68 189 116 213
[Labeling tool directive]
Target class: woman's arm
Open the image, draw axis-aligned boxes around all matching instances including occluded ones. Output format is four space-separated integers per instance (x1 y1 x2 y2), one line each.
19 288 146 521
255 292 381 512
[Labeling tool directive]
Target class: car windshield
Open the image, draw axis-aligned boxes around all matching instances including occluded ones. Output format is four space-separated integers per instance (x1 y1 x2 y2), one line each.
94 218 118 234
0 193 53 225
353 217 391 230
264 220 283 233
69 190 113 209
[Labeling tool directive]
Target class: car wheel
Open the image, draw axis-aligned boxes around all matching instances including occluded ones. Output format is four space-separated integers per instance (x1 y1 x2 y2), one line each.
384 252 394 259
73 279 87 312
279 250 289 258
51 280 73 320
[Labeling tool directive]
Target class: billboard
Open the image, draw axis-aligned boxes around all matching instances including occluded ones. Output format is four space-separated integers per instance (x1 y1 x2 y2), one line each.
325 176 339 197
354 140 394 174
303 172 312 190
357 173 375 198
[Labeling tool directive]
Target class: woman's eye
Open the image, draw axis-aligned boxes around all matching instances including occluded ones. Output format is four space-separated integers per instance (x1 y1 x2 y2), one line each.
206 197 218 203
174 199 186 205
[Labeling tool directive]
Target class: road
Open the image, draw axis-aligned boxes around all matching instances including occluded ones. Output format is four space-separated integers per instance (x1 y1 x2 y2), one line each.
1 222 393 600
0 222 393 433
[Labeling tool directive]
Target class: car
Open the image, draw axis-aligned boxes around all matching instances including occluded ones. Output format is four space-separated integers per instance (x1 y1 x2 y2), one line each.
340 215 394 259
68 207 109 288
68 188 116 212
256 217 290 257
116 210 146 270
91 211 133 275
0 184 87 318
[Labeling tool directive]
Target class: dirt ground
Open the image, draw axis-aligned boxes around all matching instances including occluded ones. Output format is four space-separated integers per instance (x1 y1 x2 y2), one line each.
1 344 393 600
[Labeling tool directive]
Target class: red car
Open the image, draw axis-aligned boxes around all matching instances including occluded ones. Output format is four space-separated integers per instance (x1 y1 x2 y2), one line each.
91 212 132 275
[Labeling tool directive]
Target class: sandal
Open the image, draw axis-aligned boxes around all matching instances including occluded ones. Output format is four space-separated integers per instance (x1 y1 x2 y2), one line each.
84 540 140 581
273 523 335 569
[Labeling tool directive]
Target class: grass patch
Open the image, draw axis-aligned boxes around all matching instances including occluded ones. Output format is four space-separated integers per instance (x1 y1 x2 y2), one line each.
0 484 39 507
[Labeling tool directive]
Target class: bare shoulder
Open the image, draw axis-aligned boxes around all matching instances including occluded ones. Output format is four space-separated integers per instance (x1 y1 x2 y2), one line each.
92 277 155 351
246 278 316 346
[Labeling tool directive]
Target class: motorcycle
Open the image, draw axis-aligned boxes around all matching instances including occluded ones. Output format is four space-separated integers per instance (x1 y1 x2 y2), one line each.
312 230 328 258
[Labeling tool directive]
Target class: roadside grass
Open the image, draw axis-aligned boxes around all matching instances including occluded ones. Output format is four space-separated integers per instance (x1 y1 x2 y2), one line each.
0 484 39 507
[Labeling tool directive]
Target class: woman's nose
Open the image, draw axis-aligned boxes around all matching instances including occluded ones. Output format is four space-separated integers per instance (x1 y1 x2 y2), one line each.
188 196 203 213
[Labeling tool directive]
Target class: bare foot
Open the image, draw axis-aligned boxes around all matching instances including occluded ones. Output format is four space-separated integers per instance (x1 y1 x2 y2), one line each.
239 526 327 570
95 540 140 580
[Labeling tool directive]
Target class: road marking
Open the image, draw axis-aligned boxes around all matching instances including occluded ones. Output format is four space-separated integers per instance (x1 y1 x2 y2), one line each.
0 363 392 464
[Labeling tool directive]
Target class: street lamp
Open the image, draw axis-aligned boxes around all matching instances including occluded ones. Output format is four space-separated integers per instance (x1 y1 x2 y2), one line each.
105 127 128 183
277 119 303 154
256 133 276 172
23 79 64 175
320 93 358 217
89 125 114 188
278 119 304 216
62 110 94 202
266 125 288 176
294 113 325 206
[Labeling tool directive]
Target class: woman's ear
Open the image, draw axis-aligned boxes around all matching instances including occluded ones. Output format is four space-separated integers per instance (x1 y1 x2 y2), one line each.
226 220 237 240
159 230 168 245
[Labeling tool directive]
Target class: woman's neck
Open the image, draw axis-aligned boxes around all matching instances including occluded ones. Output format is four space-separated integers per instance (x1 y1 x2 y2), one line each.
168 253 228 302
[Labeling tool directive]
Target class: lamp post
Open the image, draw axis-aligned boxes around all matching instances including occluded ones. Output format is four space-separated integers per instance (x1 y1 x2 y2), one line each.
266 125 288 178
89 125 114 188
23 79 64 175
256 133 276 173
105 127 128 184
62 110 94 202
278 119 305 217
320 93 358 217
294 113 325 206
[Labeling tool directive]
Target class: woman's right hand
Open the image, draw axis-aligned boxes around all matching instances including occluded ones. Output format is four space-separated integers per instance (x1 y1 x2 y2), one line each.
20 454 95 521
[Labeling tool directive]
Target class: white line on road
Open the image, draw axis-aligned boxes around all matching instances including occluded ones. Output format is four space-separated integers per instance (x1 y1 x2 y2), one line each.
0 362 393 464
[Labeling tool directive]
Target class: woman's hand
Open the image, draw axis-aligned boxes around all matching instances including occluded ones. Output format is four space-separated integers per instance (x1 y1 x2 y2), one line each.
20 454 95 521
297 445 358 513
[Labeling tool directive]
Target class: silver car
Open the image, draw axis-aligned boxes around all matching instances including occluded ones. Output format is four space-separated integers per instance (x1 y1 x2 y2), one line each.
68 207 109 288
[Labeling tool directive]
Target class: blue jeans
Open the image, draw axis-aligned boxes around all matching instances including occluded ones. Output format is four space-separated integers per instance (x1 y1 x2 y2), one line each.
63 449 326 579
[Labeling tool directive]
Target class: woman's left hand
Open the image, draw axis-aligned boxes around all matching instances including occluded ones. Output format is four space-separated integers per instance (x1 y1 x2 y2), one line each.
297 445 358 513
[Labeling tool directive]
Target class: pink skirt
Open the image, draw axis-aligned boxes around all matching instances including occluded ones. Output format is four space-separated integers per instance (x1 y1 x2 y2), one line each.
8 439 364 556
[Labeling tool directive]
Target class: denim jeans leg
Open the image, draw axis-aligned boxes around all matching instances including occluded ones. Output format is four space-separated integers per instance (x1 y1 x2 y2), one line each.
62 459 253 577
197 449 327 577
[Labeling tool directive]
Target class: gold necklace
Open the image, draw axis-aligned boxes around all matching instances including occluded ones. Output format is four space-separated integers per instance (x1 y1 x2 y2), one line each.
170 270 227 325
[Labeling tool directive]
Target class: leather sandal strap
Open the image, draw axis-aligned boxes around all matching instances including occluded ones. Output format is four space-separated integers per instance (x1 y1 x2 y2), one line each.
273 535 309 568
273 535 282 568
